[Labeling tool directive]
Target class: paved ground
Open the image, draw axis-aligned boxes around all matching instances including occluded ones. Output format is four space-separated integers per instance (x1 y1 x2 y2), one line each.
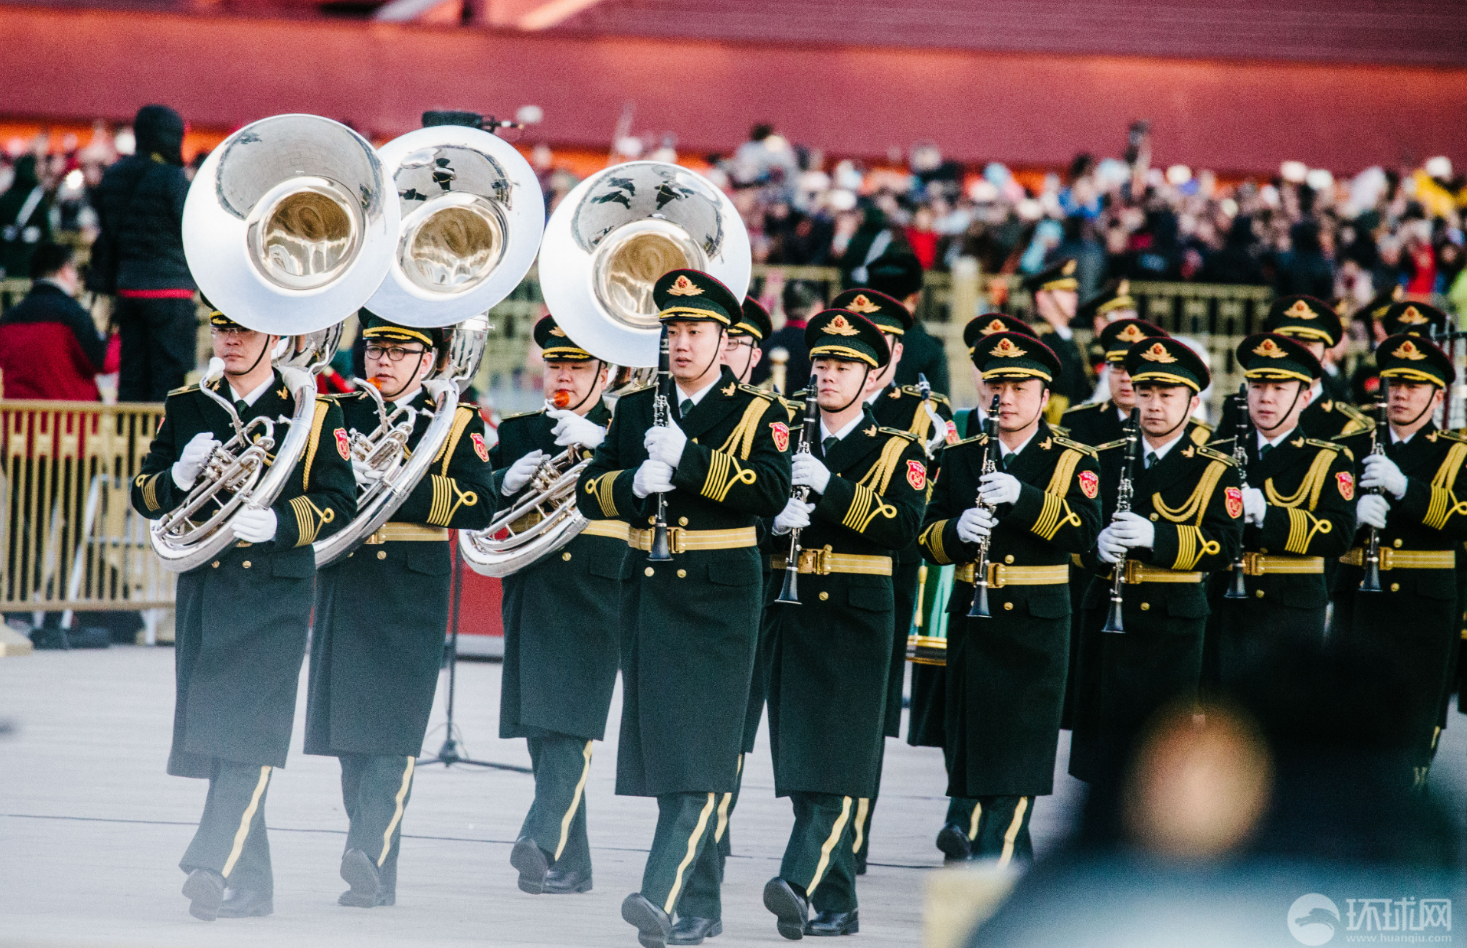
0 646 1085 948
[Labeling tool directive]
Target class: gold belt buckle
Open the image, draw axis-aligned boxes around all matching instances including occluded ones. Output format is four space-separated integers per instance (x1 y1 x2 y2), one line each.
987 562 1007 588
1241 551 1262 576
363 531 385 546
1379 548 1393 570
667 526 685 555
798 546 832 575
1122 560 1140 584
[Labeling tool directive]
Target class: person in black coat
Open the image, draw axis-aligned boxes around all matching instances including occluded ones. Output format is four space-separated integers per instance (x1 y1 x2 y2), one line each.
862 251 951 396
93 104 197 402
1274 220 1335 301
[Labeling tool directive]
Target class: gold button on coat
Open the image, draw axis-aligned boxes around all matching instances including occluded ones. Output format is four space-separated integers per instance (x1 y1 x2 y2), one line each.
1393 539 1403 548
645 566 655 577
818 591 829 601
1391 582 1400 592
377 551 387 560
562 552 572 561
1003 602 1013 611
242 561 251 569
1004 554 1014 564
1140 602 1150 611
211 561 220 569
677 569 686 578
678 517 689 526
1256 589 1265 598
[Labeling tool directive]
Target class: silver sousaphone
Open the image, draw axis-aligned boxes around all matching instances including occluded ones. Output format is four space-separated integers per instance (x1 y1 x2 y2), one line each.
151 114 398 573
312 122 544 569
459 160 750 577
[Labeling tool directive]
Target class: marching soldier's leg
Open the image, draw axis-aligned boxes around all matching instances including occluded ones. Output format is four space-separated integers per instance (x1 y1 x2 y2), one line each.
672 757 742 944
971 796 1035 868
850 746 881 875
513 734 595 894
180 759 274 921
934 740 978 861
766 792 856 939
339 754 415 907
623 792 718 948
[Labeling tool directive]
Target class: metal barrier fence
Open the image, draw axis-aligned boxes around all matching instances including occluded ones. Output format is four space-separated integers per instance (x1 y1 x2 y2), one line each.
1 401 174 633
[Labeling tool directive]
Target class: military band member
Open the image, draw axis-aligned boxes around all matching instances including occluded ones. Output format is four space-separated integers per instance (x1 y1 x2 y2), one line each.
1021 259 1090 421
1348 286 1406 405
493 315 623 896
825 285 954 873
1331 334 1467 785
131 309 356 920
1069 337 1244 785
724 296 771 385
576 269 792 948
761 309 927 938
1211 333 1355 687
1076 279 1137 373
918 331 1101 865
304 313 495 908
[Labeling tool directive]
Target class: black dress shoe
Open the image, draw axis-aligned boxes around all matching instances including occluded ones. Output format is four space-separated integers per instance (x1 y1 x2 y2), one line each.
182 868 224 921
542 866 593 894
217 887 273 918
668 916 722 945
763 876 808 940
935 822 972 862
510 836 550 895
338 848 381 908
805 909 858 936
621 892 672 948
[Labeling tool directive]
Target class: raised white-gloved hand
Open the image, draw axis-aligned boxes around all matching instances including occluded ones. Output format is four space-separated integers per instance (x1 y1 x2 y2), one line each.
231 506 278 544
644 418 688 468
632 458 675 499
1242 486 1267 525
1109 510 1156 550
791 453 832 494
172 431 220 490
772 497 814 535
548 409 606 450
1096 524 1128 564
956 506 996 544
1357 493 1391 530
501 450 546 497
1362 453 1408 499
351 457 383 489
978 470 1022 506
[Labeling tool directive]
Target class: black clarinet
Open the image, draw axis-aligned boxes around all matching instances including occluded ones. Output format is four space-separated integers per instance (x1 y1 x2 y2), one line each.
776 374 820 605
1224 383 1251 600
647 326 673 562
1359 398 1388 593
966 393 1002 619
1102 408 1142 633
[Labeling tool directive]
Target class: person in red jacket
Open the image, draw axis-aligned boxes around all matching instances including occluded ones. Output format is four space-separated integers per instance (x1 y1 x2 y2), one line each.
0 242 111 400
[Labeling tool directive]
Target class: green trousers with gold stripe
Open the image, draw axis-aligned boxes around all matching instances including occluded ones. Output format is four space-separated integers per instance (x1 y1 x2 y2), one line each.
519 734 595 874
781 792 858 913
339 754 416 894
677 755 744 920
641 792 719 918
180 759 275 895
962 795 1034 866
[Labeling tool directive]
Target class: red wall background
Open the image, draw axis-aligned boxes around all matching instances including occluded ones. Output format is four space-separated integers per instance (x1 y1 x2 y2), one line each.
3 5 1465 173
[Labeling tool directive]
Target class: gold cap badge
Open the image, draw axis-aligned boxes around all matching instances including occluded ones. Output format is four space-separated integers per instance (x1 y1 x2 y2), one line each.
667 275 704 297
1140 342 1177 363
825 314 860 336
981 319 1008 336
1284 300 1316 320
1391 339 1428 361
845 294 881 314
1114 324 1146 344
1253 338 1288 358
1398 306 1429 326
549 326 567 337
989 337 1027 359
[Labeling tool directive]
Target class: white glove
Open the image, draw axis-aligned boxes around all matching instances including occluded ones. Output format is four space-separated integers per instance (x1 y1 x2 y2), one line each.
978 471 1022 506
1362 454 1408 500
791 453 833 494
772 497 814 535
1357 493 1391 530
548 409 606 450
351 457 383 489
1096 524 1128 564
171 432 220 490
632 459 676 499
501 450 546 496
644 418 688 468
231 506 278 544
956 507 996 544
1242 486 1267 525
1109 510 1156 549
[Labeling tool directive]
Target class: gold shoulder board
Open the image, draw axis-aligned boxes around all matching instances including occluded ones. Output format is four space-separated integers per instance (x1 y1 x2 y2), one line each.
1050 434 1098 458
1196 445 1238 466
1093 437 1130 452
878 426 921 443
500 407 545 422
737 383 776 401
167 382 200 397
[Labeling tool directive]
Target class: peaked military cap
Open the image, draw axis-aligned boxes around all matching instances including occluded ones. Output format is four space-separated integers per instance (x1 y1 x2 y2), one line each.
1236 332 1322 384
1099 318 1166 363
1265 295 1343 347
1125 336 1210 393
862 251 925 301
730 297 773 341
1360 284 1404 322
360 310 443 349
830 288 913 336
535 314 596 361
970 330 1061 384
1377 333 1454 388
201 293 247 332
1021 258 1079 294
963 313 1037 354
805 309 890 369
654 269 741 326
1382 301 1449 339
1077 278 1136 324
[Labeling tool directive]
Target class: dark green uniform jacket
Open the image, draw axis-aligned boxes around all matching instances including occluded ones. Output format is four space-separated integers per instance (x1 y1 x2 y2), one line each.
130 372 356 777
919 422 1101 796
493 401 624 741
868 382 954 738
578 368 792 796
1069 422 1243 783
1210 431 1356 688
763 411 927 797
1330 424 1467 769
305 391 495 758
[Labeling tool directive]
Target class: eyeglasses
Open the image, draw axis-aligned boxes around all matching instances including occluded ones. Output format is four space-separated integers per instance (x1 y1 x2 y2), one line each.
726 337 757 350
209 327 258 339
365 344 427 363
